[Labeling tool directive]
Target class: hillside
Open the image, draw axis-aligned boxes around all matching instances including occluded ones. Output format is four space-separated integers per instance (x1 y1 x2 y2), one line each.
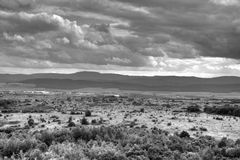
0 72 239 92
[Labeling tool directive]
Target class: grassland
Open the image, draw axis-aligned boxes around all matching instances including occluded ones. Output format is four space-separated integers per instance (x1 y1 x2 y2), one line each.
0 89 240 159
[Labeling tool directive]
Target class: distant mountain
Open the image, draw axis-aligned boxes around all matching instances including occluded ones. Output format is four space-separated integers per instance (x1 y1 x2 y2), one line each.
0 72 240 92
0 72 128 82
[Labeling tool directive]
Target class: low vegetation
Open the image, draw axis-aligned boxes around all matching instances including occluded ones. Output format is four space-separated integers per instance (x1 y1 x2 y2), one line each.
187 105 201 113
204 105 240 117
0 126 240 159
0 92 240 159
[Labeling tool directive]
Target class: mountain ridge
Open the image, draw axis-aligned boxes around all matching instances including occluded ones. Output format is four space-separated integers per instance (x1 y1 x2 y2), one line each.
0 72 240 92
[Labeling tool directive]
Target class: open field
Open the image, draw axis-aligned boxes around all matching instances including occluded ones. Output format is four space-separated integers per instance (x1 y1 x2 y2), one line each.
0 89 240 159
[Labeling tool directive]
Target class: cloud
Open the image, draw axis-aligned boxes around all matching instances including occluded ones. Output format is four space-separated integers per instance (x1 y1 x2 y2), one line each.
3 32 34 42
0 11 85 44
1 0 240 76
210 0 239 6
56 37 70 45
0 11 151 67
0 0 35 11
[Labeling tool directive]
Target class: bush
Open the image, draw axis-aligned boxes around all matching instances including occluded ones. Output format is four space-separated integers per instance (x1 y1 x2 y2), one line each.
235 139 240 146
91 119 97 125
71 126 125 142
180 152 201 160
28 149 43 160
201 148 214 160
204 105 240 117
53 129 72 143
218 137 231 148
81 117 89 125
38 131 54 146
85 110 92 117
0 137 37 158
42 142 88 160
187 105 201 113
225 148 240 158
28 118 35 127
72 127 92 142
37 143 48 152
179 131 190 138
68 121 76 127
87 142 127 160
199 127 208 132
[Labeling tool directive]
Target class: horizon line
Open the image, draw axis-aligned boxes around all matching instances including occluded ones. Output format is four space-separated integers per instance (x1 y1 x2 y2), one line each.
0 71 240 79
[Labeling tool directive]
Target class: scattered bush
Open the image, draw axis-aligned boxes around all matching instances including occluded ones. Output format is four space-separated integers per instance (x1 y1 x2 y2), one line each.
0 124 240 159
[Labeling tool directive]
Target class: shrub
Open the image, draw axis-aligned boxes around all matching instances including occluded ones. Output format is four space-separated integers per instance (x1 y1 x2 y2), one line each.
218 137 234 148
180 152 201 160
38 131 54 146
0 137 37 158
28 149 43 160
37 143 48 152
225 147 240 158
179 131 190 138
71 126 125 142
199 127 208 132
81 117 89 125
72 127 92 142
53 129 72 143
87 142 127 160
126 144 148 159
42 142 88 160
68 121 76 127
28 118 35 127
140 108 145 113
201 148 214 160
85 110 92 117
91 119 97 125
187 105 201 113
235 139 240 146
68 116 73 123
204 105 240 117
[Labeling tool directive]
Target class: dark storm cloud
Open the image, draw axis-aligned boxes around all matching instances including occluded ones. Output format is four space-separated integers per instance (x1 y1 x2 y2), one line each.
42 0 240 59
0 0 35 11
0 12 60 33
117 0 240 59
1 0 240 76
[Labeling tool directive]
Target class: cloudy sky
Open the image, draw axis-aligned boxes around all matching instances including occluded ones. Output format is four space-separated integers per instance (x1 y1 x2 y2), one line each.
0 0 240 77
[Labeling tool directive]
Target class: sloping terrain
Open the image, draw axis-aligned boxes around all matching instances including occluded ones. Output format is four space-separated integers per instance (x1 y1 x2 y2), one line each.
1 72 240 92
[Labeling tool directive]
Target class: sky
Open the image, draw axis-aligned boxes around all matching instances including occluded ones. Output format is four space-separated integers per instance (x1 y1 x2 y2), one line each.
0 0 240 77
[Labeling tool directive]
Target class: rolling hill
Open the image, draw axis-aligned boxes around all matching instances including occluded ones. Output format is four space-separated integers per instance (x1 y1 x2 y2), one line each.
0 72 240 92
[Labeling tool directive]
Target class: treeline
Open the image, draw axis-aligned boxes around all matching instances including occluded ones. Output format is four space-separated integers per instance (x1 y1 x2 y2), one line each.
204 105 240 117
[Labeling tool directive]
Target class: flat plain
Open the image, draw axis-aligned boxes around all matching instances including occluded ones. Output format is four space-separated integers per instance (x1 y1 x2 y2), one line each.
1 88 240 159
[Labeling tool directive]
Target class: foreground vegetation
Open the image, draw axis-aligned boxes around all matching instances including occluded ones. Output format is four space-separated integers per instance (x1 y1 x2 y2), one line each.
1 125 240 160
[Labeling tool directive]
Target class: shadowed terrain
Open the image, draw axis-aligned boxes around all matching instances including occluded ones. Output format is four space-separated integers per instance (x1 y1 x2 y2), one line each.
1 72 240 92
